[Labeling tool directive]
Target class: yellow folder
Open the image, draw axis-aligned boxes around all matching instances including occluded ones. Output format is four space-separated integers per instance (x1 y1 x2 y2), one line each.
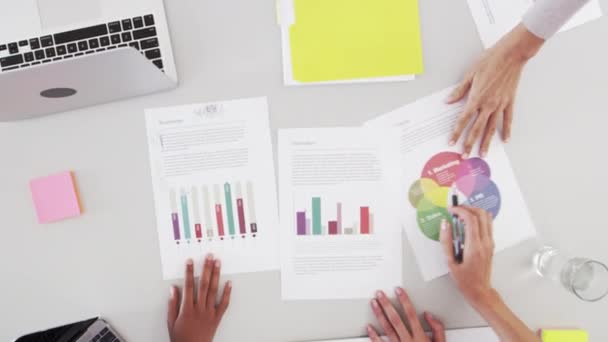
541 330 588 342
289 0 423 82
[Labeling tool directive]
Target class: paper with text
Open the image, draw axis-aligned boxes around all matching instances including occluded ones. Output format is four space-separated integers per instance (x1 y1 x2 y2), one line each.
278 128 403 299
366 87 536 281
467 0 603 48
145 97 279 279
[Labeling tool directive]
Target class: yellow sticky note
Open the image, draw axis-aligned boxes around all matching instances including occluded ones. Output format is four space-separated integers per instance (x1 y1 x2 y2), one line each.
542 330 588 342
289 0 423 82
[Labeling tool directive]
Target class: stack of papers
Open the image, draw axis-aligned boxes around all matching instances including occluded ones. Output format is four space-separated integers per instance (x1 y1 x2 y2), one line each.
279 0 424 85
307 327 499 341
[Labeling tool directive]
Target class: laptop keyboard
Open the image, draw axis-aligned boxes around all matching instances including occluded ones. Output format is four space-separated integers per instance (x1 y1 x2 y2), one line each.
0 14 164 73
91 327 121 342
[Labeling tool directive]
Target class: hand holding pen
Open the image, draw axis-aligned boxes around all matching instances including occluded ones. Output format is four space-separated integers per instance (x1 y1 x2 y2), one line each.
440 206 495 305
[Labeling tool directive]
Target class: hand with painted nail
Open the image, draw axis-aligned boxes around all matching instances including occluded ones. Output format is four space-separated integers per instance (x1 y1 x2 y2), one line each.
167 255 232 342
446 24 544 158
368 288 445 342
440 206 495 305
440 206 540 341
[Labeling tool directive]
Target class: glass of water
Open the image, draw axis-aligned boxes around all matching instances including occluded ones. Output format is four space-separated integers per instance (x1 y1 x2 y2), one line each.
533 246 608 302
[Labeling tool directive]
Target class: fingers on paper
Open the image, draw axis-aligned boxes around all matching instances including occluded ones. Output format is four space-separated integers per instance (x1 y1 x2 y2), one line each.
167 286 180 331
424 312 446 342
480 112 500 157
395 288 425 338
182 258 195 310
439 219 456 267
370 298 399 342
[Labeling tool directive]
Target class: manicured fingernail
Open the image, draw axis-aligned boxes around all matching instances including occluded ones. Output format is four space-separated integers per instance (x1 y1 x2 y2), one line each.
371 299 379 308
504 138 510 143
480 151 487 158
206 254 214 260
376 291 383 299
170 286 175 297
186 259 193 266
227 280 232 288
426 312 434 320
462 153 469 159
215 259 221 268
367 326 374 334
441 219 447 231
448 140 455 146
395 287 404 295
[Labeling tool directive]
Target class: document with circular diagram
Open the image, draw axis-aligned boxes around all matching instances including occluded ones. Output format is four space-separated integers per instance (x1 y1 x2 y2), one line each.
366 87 537 281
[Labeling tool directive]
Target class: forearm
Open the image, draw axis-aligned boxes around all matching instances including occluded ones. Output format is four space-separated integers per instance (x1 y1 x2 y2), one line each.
523 0 591 39
470 289 540 342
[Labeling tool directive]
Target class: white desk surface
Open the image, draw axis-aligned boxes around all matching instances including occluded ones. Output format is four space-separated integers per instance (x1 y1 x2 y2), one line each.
1 0 608 341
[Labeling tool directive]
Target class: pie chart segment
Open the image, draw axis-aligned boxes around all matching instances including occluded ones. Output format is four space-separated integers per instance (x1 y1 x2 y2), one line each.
462 180 501 218
421 152 462 187
416 198 451 241
456 157 491 179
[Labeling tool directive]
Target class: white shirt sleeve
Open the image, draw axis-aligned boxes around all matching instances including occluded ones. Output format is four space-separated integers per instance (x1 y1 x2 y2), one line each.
523 0 591 39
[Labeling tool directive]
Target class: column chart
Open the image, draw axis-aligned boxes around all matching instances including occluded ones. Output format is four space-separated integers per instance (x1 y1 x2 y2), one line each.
295 196 375 237
168 180 259 244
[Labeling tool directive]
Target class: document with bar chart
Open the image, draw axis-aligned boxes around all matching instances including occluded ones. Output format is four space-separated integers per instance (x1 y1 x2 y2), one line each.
145 97 280 279
278 127 403 300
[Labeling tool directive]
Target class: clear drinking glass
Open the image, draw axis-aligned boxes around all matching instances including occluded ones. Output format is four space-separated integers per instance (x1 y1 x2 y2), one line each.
533 246 608 302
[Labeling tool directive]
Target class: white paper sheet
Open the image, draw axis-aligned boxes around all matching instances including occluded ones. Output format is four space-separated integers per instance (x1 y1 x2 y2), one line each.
145 97 280 279
466 0 603 48
365 87 536 281
307 327 498 342
278 127 403 299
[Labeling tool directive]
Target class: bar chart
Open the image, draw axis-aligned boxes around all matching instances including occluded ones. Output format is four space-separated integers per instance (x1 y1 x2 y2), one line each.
295 197 374 236
169 181 259 243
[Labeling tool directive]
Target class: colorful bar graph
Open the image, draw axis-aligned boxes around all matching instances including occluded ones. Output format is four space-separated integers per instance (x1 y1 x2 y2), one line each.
202 185 214 238
235 183 247 235
192 187 203 239
224 183 236 236
180 190 192 240
297 212 307 235
237 199 246 235
295 197 374 237
360 207 370 235
337 202 342 234
172 213 181 240
170 189 181 241
215 205 225 237
328 221 338 235
312 197 322 235
246 181 258 234
169 181 258 242
214 185 225 237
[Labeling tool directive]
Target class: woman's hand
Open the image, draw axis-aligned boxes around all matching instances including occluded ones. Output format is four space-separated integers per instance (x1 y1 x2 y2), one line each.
440 206 495 306
167 255 232 342
447 24 544 158
368 288 445 342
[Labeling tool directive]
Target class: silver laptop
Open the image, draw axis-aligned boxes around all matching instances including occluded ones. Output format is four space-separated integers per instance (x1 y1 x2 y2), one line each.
14 317 124 342
0 0 178 121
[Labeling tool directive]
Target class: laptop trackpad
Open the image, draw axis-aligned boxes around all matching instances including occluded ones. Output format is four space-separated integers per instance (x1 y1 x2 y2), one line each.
38 0 102 29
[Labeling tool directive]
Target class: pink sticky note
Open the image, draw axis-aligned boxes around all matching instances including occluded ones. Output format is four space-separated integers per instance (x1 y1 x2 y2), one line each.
30 171 82 223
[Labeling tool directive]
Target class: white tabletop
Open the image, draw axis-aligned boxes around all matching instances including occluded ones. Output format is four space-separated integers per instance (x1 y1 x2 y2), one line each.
1 0 608 341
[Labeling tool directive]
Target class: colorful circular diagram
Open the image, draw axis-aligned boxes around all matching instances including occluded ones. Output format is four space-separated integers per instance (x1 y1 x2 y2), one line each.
409 152 501 241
